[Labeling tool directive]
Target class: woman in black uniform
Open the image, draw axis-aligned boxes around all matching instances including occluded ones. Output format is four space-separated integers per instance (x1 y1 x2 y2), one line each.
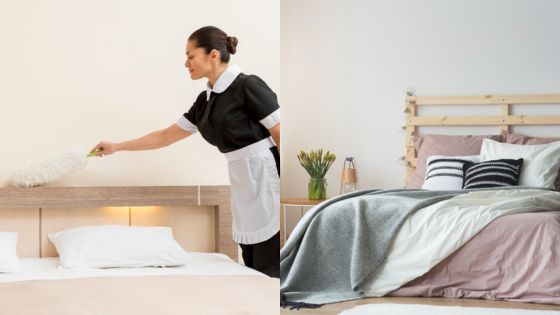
90 26 280 277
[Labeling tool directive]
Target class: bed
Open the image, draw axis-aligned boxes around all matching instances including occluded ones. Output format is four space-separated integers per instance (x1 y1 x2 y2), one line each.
390 93 560 303
0 186 279 314
280 93 560 311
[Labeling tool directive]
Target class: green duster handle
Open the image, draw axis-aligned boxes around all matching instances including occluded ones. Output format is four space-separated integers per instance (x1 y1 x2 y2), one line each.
87 148 104 158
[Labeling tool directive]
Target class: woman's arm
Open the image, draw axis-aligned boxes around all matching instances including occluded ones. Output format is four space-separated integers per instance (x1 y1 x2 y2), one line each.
269 123 280 152
90 123 192 157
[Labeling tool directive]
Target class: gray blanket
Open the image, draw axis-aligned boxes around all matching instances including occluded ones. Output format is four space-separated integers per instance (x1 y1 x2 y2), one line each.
280 189 466 308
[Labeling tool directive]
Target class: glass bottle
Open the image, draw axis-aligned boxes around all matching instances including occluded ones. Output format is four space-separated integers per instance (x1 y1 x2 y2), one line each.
340 157 358 194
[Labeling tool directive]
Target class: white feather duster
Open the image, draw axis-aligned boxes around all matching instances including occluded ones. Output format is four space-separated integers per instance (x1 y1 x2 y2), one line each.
11 149 93 188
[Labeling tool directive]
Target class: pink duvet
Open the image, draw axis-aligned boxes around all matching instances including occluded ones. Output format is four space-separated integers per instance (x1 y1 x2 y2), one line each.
390 211 560 305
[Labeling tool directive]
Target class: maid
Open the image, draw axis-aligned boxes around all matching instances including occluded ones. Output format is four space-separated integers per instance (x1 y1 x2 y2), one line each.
90 26 280 277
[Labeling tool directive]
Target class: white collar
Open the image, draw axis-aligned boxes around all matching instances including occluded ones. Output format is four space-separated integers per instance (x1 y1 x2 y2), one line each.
206 64 241 100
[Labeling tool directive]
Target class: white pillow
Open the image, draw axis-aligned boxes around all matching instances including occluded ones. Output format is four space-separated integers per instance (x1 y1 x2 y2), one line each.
422 155 481 190
48 225 191 268
480 139 560 188
0 231 21 273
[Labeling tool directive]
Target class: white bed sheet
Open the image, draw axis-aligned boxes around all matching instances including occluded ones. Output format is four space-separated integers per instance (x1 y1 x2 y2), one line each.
0 252 263 283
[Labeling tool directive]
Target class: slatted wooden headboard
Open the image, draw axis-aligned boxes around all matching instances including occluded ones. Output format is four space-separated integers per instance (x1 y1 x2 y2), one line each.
0 186 236 260
404 93 560 186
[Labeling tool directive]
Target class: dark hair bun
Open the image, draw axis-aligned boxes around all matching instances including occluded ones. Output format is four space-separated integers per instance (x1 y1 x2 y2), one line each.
226 36 238 54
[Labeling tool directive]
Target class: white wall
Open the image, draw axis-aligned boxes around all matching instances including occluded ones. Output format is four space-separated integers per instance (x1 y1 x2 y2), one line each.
0 0 280 187
280 0 560 199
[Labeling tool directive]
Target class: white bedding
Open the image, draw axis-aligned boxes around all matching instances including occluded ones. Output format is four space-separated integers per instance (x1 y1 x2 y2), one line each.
0 252 263 283
361 189 560 296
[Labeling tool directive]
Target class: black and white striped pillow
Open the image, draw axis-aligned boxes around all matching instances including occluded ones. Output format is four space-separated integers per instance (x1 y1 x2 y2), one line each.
462 159 523 189
422 155 481 190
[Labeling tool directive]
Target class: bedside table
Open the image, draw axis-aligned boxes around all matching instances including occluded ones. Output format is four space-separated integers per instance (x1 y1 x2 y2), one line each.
280 198 325 246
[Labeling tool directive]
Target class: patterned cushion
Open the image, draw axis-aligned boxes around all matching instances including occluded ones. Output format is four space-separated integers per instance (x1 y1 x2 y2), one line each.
422 155 481 190
462 159 523 189
409 134 503 188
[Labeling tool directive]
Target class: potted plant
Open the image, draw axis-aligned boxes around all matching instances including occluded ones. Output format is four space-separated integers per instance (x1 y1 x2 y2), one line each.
297 149 336 200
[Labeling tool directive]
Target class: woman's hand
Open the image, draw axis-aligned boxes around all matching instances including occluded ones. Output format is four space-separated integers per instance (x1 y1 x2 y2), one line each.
90 141 119 157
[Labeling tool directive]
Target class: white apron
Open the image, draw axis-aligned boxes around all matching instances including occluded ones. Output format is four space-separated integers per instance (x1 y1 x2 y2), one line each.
225 138 280 245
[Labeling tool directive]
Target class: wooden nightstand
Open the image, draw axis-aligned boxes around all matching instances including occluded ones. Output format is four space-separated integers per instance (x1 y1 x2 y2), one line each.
280 198 325 246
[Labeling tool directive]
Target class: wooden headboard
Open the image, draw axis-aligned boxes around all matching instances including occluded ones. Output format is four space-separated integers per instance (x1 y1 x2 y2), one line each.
404 93 560 186
0 186 236 260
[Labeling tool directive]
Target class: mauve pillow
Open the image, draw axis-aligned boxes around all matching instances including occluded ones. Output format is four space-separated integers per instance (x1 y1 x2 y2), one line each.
408 134 502 188
504 133 560 190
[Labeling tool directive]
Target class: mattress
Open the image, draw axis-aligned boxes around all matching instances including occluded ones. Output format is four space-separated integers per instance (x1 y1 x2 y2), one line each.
390 211 560 305
0 252 262 283
0 252 279 314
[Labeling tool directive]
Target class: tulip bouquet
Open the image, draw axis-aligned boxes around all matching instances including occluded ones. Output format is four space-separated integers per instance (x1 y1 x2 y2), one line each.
297 149 336 200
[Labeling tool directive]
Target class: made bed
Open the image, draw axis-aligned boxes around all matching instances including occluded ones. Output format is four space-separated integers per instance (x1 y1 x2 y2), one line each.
280 93 560 312
390 93 560 303
0 186 279 314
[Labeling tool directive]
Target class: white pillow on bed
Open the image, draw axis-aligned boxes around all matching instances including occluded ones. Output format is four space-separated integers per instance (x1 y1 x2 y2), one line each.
0 231 21 273
481 139 560 189
422 155 481 190
48 225 192 268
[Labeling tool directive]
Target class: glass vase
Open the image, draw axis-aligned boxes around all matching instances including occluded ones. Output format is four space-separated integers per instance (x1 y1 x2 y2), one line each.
308 178 327 200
